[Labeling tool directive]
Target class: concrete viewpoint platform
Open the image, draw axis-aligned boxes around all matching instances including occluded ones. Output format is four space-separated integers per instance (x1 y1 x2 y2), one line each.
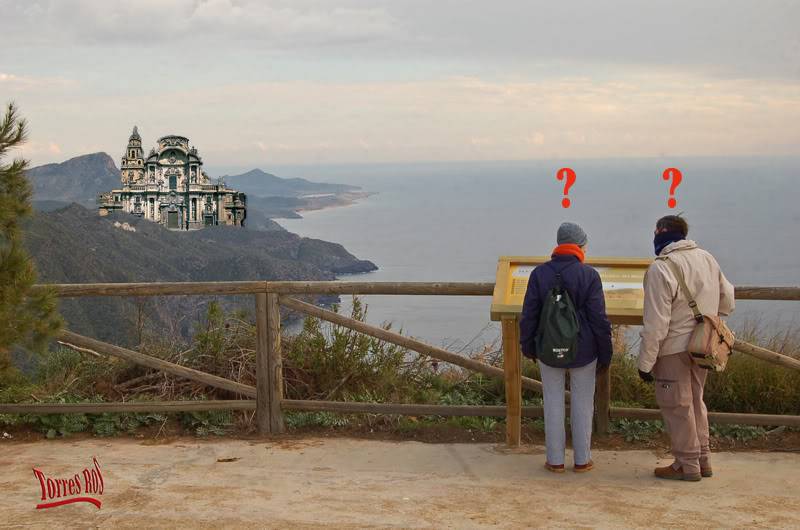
2 437 798 528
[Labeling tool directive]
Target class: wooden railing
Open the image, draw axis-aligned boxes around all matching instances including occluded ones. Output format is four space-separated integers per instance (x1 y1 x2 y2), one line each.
3 281 800 447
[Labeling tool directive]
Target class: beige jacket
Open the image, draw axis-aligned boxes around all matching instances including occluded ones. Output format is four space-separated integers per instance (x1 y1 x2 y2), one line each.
638 239 735 372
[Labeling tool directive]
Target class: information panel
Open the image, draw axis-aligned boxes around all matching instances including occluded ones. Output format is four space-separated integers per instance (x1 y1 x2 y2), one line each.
491 256 652 324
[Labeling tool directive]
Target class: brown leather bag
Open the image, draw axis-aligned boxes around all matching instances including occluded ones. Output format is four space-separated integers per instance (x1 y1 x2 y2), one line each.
657 256 735 372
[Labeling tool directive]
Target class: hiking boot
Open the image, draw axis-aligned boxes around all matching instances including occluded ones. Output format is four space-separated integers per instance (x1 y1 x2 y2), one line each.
700 458 713 477
654 464 701 482
574 460 594 473
544 462 565 474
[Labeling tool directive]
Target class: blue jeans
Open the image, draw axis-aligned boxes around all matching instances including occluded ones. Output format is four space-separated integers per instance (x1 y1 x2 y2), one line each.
539 359 597 466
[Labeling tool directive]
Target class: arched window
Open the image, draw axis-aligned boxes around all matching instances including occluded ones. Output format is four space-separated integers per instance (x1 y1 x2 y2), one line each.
169 174 177 190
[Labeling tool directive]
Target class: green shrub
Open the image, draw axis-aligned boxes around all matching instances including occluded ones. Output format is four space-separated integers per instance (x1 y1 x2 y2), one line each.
705 353 800 415
179 409 233 436
609 354 657 408
611 418 663 442
710 424 766 442
35 346 121 400
448 416 499 433
89 412 167 437
31 413 90 439
283 297 435 403
285 411 349 429
438 373 504 406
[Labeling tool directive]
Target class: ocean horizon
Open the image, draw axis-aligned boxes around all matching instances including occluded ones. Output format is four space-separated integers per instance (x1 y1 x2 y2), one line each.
247 156 800 350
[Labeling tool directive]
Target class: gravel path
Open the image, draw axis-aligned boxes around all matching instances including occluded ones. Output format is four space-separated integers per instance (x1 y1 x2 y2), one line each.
2 437 797 528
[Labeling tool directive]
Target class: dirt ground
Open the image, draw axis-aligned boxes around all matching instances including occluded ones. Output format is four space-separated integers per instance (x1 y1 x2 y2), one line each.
2 437 799 529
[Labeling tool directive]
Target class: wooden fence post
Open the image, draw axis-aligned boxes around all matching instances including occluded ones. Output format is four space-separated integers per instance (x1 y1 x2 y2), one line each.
594 365 611 435
255 293 271 434
502 316 522 447
267 292 285 433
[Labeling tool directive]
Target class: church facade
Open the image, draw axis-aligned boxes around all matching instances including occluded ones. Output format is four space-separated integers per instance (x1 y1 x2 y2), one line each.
98 127 246 230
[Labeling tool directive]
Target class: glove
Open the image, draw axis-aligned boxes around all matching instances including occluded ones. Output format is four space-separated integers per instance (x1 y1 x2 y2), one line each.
596 363 610 375
638 370 654 383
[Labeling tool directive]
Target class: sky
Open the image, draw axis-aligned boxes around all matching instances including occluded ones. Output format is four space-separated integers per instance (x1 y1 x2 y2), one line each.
1 0 799 168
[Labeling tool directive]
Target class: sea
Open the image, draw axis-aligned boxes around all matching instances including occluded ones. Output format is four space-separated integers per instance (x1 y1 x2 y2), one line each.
231 157 800 352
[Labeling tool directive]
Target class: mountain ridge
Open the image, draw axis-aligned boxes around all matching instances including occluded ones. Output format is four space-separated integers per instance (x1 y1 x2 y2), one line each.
23 203 377 345
28 153 362 206
27 152 119 206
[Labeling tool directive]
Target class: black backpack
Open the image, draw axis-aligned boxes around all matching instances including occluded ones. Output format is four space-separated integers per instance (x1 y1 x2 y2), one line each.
535 263 580 367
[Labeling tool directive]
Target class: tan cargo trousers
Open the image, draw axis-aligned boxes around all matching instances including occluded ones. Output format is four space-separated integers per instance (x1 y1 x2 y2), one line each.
653 351 710 475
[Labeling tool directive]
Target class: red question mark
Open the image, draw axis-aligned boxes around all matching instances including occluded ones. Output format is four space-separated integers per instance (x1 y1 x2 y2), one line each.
556 167 576 208
662 168 683 208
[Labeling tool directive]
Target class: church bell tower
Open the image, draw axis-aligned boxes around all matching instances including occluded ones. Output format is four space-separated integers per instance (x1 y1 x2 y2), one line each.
121 126 145 185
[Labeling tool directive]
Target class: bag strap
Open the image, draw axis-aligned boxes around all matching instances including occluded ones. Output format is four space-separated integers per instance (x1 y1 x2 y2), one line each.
546 260 579 292
656 256 704 323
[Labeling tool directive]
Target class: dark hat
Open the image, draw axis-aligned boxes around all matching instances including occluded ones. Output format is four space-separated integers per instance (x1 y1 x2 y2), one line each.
557 222 588 246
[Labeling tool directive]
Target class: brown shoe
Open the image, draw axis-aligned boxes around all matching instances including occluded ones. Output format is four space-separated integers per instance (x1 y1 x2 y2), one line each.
654 464 701 482
700 458 713 477
574 460 594 473
545 462 565 474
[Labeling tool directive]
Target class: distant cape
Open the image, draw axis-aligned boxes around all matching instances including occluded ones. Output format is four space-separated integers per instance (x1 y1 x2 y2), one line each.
222 167 359 197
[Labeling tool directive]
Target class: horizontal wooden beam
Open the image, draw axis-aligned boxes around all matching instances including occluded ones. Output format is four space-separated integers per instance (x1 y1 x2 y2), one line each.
31 281 800 300
734 286 800 301
3 399 796 428
734 340 800 371
0 400 255 414
34 281 268 297
611 407 800 427
287 401 800 427
282 399 544 417
279 296 547 394
58 330 257 398
266 281 495 295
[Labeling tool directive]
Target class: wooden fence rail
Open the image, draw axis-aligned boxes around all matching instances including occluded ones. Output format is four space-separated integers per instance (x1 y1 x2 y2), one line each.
3 400 798 428
33 281 800 300
0 401 256 414
3 280 798 445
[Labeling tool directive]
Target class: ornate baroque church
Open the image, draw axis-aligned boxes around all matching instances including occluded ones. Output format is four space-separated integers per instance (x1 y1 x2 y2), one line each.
98 127 246 230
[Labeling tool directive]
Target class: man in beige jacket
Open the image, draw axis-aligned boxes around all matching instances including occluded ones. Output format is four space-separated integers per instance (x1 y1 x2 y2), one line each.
638 215 735 481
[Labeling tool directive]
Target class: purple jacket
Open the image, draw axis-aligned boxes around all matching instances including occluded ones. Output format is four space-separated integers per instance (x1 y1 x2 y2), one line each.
519 254 613 368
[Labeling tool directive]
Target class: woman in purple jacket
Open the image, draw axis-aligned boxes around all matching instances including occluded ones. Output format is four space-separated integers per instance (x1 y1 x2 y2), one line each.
519 222 613 473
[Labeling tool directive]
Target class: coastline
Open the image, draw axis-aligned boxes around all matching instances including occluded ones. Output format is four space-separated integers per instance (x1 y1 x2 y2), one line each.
293 190 376 216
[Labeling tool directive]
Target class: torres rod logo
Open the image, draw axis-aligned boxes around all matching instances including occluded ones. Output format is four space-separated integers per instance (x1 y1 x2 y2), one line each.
32 457 104 509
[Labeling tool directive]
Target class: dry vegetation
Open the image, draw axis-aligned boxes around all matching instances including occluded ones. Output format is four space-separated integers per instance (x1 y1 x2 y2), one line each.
1 297 798 443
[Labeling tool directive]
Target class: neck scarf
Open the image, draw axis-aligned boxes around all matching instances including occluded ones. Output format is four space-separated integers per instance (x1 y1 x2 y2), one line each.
552 243 585 263
654 231 685 256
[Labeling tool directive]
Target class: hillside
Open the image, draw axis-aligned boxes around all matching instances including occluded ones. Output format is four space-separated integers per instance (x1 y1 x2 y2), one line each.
23 204 376 345
27 152 119 206
222 168 358 197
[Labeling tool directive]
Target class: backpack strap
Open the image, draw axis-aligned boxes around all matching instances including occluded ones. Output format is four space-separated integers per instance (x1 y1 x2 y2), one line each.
656 255 704 323
546 259 580 292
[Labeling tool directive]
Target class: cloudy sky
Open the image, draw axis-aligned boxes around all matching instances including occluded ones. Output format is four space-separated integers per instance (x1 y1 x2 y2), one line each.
1 0 798 167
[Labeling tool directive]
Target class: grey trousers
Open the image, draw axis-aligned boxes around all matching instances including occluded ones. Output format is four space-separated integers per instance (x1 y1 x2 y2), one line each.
653 351 710 475
539 359 597 466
